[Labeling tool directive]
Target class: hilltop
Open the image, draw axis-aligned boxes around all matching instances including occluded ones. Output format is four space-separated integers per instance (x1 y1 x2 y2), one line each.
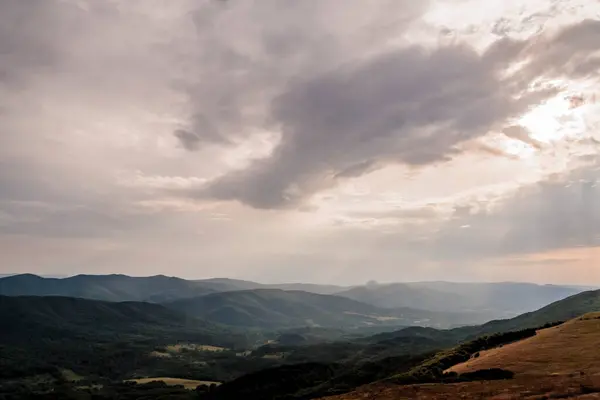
321 313 600 399
448 312 600 376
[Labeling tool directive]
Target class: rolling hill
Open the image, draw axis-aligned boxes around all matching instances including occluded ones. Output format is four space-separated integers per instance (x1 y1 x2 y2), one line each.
362 287 600 348
323 313 600 400
164 289 489 330
0 295 229 344
195 278 348 295
455 287 600 338
1 275 587 322
0 274 216 302
0 274 348 303
5 289 600 399
304 290 600 398
336 281 587 318
0 295 254 383
448 312 600 376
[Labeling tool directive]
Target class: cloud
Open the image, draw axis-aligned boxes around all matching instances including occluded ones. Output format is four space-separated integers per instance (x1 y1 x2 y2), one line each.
173 129 203 151
431 160 600 260
1 0 600 283
523 19 600 80
0 0 79 86
188 20 600 209
502 126 544 149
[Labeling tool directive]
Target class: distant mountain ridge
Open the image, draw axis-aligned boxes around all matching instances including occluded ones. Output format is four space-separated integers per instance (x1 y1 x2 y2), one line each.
0 274 591 322
368 287 600 345
335 281 588 317
163 288 489 329
0 274 350 302
194 278 348 295
0 273 216 302
461 287 600 337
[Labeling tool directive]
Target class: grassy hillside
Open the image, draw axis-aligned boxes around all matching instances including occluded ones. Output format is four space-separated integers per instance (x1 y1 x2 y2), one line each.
325 314 600 400
362 288 600 346
165 289 487 330
449 312 600 375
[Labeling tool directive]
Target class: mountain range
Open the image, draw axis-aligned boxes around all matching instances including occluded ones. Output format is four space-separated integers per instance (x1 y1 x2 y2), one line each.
0 274 590 322
336 281 590 316
4 284 600 399
194 289 600 399
163 288 487 329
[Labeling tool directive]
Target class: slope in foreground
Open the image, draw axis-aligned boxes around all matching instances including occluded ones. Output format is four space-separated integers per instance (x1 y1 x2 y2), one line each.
323 313 600 399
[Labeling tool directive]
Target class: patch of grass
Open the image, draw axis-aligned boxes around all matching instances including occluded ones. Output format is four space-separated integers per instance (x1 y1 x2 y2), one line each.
150 350 172 358
128 377 221 390
61 369 83 382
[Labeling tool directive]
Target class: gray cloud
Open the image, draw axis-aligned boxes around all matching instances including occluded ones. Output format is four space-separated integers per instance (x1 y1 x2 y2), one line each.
0 0 75 86
172 0 432 146
173 129 203 151
431 161 600 260
523 19 600 80
195 40 552 208
185 19 600 210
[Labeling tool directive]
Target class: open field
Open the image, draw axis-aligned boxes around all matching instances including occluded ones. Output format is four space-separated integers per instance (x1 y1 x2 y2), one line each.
128 377 221 390
322 313 600 399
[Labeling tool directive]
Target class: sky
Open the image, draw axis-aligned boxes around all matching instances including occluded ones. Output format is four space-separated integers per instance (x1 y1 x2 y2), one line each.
1 0 600 285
